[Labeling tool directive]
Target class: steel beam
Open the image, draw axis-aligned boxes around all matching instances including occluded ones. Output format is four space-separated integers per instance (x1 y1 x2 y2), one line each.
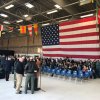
38 9 96 24
0 0 17 9
52 0 79 15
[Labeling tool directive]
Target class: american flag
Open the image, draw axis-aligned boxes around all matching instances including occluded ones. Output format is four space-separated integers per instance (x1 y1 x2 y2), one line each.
41 16 100 60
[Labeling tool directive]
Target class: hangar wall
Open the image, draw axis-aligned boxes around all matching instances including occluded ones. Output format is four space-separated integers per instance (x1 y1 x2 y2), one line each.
0 33 42 56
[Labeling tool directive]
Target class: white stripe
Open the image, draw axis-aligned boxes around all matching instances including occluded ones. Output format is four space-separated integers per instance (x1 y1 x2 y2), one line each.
60 36 99 42
28 28 32 30
98 15 100 18
43 51 100 56
59 28 99 36
43 44 100 49
43 57 100 60
59 20 96 30
29 32 32 34
0 31 1 37
43 57 99 61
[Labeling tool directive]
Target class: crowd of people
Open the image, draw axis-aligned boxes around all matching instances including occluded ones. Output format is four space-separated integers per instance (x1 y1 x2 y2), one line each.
0 55 41 94
0 55 100 94
42 58 100 79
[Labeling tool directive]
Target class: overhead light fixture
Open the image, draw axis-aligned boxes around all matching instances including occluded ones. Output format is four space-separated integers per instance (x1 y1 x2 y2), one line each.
54 4 62 9
23 14 29 17
25 3 34 8
47 10 58 14
80 14 94 18
0 13 8 18
5 4 14 9
59 19 69 22
42 23 50 26
3 21 10 24
16 19 23 23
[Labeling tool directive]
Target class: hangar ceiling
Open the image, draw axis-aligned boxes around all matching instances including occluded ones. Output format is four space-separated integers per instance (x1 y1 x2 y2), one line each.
0 0 98 37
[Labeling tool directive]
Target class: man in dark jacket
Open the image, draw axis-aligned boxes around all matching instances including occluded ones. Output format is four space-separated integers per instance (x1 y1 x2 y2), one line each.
96 60 100 78
24 57 38 94
5 57 12 81
15 57 24 94
14 57 19 88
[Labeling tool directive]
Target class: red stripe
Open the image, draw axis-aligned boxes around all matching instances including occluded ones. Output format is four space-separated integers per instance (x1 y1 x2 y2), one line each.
59 24 96 33
29 30 32 32
28 25 32 28
60 32 99 39
21 26 26 34
43 54 100 59
60 40 100 45
34 28 38 32
29 33 32 36
43 48 100 52
59 16 96 26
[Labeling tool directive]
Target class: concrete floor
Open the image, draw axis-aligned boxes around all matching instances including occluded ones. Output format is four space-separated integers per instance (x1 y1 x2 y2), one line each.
0 75 100 100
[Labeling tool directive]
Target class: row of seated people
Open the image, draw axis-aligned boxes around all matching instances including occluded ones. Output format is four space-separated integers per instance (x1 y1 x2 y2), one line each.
42 64 95 78
42 66 93 79
41 57 100 79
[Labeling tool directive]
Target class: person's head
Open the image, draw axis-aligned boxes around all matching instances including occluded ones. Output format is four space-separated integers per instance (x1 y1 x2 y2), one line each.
19 57 24 62
22 56 25 60
29 57 33 61
8 57 11 60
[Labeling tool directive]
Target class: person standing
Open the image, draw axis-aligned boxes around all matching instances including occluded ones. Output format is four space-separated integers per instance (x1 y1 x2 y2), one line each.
13 57 19 88
5 57 12 81
34 58 41 90
96 60 100 78
24 57 38 94
15 57 24 94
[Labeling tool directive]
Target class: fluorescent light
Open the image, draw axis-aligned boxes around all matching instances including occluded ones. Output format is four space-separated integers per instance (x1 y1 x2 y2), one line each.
23 14 29 17
25 3 34 8
80 14 94 18
54 4 62 9
42 23 50 26
47 10 58 14
16 19 23 23
3 21 10 24
59 19 69 22
5 4 14 9
0 13 8 18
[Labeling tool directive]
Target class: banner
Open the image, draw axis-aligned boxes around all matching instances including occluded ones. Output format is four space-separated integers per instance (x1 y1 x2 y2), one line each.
20 26 26 34
33 23 38 36
28 25 33 36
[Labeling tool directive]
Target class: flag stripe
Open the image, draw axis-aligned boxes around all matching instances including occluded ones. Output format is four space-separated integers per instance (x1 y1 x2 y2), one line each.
43 44 100 49
60 40 99 45
43 48 100 52
59 20 96 30
60 32 99 39
60 16 96 26
59 24 96 32
43 54 100 59
60 36 99 42
43 51 100 56
60 28 98 36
